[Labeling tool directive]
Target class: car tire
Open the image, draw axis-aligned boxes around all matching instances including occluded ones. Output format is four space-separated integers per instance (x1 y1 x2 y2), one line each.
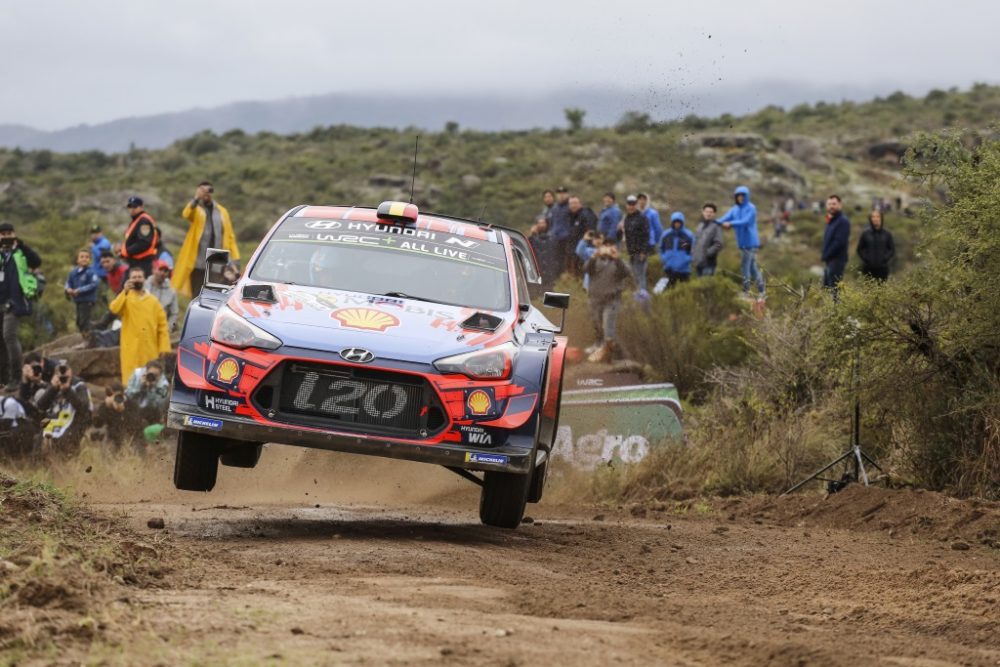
173 430 221 491
479 469 531 529
220 443 263 469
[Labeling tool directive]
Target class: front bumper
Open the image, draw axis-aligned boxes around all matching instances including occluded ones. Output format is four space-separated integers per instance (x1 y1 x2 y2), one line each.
167 402 535 474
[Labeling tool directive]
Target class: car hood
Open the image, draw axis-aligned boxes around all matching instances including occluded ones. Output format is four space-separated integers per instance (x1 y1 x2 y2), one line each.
226 282 511 364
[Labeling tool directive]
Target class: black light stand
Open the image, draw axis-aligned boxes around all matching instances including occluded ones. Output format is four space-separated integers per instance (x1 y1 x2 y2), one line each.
783 326 885 495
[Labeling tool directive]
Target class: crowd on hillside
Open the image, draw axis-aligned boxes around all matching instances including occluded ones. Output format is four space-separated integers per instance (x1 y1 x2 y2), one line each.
528 186 897 362
0 182 241 460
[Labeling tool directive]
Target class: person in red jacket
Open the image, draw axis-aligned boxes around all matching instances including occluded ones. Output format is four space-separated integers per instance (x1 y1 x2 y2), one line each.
121 196 160 277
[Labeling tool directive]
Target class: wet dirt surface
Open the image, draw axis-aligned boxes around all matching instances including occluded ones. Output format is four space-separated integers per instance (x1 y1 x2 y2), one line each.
92 487 1000 666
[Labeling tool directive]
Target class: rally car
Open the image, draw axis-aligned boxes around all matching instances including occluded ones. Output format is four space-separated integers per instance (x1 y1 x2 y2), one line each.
167 201 569 528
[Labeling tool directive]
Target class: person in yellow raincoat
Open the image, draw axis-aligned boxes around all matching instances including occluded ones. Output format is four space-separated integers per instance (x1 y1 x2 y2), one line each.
173 181 240 297
110 266 171 383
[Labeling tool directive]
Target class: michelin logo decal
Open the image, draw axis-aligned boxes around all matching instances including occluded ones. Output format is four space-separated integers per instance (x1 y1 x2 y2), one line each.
464 452 509 466
183 415 224 431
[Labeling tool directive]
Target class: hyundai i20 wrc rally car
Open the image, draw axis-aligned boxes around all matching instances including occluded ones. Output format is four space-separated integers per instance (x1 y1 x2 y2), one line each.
167 201 569 528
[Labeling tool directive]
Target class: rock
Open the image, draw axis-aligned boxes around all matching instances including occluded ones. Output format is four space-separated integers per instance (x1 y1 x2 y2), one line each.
146 517 165 530
592 514 606 522
867 141 907 162
368 174 409 188
290 627 305 635
685 557 699 565
951 541 971 551
522 516 534 524
0 559 19 572
461 174 482 190
494 629 513 637
697 133 766 150
781 135 828 169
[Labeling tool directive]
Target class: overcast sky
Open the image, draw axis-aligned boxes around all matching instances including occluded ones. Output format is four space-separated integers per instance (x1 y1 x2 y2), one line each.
2 0 996 130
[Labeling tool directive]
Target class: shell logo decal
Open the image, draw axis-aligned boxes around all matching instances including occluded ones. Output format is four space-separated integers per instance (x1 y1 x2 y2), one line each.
215 358 240 384
331 307 400 332
467 389 492 416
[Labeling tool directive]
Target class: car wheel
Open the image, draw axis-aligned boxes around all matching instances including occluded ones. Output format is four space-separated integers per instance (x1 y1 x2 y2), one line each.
173 430 221 491
220 443 263 468
479 469 531 529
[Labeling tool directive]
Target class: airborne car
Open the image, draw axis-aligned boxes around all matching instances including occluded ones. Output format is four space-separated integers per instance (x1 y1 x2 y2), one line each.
167 201 568 528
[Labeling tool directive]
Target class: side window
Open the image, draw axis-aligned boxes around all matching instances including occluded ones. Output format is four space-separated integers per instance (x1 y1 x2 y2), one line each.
512 252 531 306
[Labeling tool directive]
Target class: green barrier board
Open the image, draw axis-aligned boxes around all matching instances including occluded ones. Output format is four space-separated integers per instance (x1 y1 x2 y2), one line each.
553 384 683 469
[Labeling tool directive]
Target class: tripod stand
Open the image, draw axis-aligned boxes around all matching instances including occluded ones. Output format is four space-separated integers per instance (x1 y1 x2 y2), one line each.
783 332 884 495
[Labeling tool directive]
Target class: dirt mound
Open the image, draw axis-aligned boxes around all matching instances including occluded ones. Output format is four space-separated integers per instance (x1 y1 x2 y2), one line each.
717 484 1000 548
0 471 179 654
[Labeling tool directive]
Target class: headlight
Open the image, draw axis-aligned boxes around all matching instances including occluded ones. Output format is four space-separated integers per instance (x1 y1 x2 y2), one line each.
434 342 516 380
211 307 282 350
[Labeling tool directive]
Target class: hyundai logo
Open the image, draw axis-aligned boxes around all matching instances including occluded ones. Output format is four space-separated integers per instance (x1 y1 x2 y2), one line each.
340 347 376 363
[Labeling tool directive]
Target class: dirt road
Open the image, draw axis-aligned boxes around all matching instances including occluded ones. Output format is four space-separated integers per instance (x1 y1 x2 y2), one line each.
2 447 994 666
34 447 988 667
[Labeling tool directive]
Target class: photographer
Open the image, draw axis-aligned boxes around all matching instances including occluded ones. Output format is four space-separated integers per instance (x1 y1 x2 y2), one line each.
0 222 43 393
124 359 169 427
35 362 91 457
109 266 171 384
17 357 51 420
583 240 632 363
0 394 39 459
92 381 135 447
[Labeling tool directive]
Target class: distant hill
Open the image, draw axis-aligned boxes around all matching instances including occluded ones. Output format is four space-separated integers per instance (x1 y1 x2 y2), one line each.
0 81 927 154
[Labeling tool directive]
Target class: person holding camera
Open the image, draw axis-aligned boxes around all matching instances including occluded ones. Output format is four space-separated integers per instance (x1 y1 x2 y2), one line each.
0 222 42 392
575 230 604 292
0 392 38 459
92 381 134 447
109 267 171 384
174 182 240 298
35 362 91 457
583 241 632 363
124 358 169 427
144 260 179 332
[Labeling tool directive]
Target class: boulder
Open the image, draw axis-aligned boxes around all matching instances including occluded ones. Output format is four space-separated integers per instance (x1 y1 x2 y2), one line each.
461 174 482 190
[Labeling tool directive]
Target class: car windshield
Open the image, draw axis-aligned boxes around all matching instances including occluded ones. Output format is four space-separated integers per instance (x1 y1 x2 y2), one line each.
250 219 511 311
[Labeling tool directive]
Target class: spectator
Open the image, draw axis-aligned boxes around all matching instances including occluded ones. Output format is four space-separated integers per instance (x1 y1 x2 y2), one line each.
99 250 129 294
597 192 622 243
121 196 161 277
64 247 100 333
620 195 651 291
691 203 724 277
0 393 38 458
144 260 179 332
540 189 555 221
528 218 560 292
566 196 598 275
17 355 51 420
89 224 112 279
857 209 895 282
547 186 572 275
659 211 695 287
124 359 170 427
0 222 42 392
109 266 171 384
582 242 631 363
575 230 604 291
821 194 851 294
719 186 765 299
175 181 241 297
636 193 664 249
92 382 133 447
36 361 91 457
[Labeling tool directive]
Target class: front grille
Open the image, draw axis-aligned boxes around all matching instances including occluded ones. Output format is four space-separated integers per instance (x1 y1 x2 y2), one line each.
252 361 446 438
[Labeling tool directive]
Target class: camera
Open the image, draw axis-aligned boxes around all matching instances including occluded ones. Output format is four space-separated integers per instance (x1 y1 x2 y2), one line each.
0 237 13 249
113 394 125 404
31 363 43 377
145 372 159 384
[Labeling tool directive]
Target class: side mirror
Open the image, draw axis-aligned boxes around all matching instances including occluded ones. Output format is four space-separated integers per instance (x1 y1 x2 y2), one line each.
204 248 232 291
542 291 570 334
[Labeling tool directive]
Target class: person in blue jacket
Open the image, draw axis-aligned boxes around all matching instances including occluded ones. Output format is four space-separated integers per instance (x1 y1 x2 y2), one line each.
659 212 695 287
719 185 765 298
637 193 664 248
89 224 113 279
597 192 621 243
821 194 851 296
64 247 100 333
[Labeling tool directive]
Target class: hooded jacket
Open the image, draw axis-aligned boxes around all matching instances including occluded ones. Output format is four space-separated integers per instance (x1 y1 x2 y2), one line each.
659 212 696 274
718 186 760 250
856 222 895 271
821 210 851 264
691 218 724 269
643 205 664 247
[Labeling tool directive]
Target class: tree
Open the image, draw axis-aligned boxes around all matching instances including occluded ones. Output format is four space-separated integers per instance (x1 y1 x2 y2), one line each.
444 121 460 135
615 111 653 133
564 107 586 133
